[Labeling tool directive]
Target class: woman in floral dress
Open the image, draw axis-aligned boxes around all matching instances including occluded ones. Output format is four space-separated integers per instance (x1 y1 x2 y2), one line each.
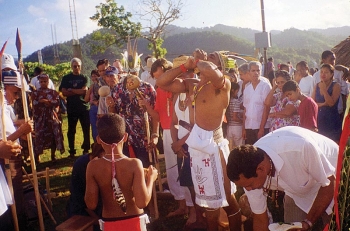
265 70 300 131
32 74 65 162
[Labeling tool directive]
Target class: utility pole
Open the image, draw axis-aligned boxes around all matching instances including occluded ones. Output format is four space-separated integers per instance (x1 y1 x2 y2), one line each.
68 0 82 61
260 0 268 77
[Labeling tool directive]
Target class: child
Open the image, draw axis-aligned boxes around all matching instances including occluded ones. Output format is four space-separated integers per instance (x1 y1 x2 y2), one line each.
85 114 158 231
226 82 243 150
282 80 318 132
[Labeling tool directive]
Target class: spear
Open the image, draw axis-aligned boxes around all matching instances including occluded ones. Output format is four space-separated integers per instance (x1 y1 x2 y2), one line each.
16 28 45 231
0 40 20 231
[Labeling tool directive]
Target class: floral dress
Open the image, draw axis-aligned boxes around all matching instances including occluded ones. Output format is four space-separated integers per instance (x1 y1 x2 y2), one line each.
270 92 300 131
32 88 65 155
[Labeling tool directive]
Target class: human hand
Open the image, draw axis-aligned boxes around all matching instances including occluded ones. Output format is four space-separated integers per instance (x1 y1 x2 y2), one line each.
146 165 158 182
0 141 22 159
19 120 34 135
257 128 264 139
193 48 207 61
106 96 115 107
318 81 327 94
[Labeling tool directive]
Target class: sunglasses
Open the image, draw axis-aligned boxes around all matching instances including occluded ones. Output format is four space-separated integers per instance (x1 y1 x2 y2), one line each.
73 65 81 68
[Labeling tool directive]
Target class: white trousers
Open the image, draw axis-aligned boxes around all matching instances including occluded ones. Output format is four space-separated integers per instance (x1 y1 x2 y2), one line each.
163 129 193 206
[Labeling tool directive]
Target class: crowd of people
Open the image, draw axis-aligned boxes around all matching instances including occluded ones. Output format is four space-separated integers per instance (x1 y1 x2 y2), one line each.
0 46 346 231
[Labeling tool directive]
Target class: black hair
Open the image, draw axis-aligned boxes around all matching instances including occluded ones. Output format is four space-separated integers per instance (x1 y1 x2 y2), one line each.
96 59 109 68
97 113 126 144
278 63 289 71
90 69 99 77
227 145 265 182
274 70 291 81
34 66 43 76
321 50 334 61
282 80 299 93
150 58 172 78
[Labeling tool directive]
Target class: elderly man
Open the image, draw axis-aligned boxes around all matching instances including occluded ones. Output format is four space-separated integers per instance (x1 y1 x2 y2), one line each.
156 49 241 231
227 126 338 231
59 58 90 157
242 61 272 145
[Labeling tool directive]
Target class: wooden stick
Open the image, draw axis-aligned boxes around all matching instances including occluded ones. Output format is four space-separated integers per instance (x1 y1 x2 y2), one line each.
22 167 57 224
0 40 19 231
17 27 45 231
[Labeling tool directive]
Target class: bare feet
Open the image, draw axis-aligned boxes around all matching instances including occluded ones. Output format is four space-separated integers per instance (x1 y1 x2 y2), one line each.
185 206 196 225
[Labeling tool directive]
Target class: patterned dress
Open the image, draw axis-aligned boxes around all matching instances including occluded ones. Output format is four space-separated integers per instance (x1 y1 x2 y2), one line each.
270 92 300 131
32 88 65 155
111 81 156 151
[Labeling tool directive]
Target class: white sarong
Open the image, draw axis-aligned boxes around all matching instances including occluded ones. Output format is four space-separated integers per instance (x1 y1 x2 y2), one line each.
186 124 236 209
0 168 13 215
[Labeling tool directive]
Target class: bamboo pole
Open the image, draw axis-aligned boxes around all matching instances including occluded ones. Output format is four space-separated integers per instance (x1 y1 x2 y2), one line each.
16 28 45 231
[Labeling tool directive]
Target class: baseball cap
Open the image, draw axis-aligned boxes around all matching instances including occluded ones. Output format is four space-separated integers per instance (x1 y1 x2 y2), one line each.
1 53 17 70
2 70 30 91
105 66 119 75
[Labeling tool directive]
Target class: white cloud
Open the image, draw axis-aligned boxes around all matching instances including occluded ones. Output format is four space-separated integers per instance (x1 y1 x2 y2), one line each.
27 5 46 17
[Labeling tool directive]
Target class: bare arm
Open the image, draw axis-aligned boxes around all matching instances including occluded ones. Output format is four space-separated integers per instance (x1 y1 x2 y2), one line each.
133 161 157 209
85 162 99 210
258 105 270 139
253 211 269 231
270 104 297 118
321 83 341 107
304 175 335 226
7 121 34 141
156 67 187 93
61 87 87 97
264 86 278 107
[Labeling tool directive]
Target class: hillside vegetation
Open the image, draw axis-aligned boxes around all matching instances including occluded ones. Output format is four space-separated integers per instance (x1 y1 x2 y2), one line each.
24 24 349 74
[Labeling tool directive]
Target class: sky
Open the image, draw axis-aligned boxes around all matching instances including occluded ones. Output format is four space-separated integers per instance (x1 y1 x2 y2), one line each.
1 0 350 59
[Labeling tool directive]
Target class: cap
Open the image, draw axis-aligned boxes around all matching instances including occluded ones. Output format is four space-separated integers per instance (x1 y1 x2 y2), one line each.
1 53 17 70
105 66 119 75
2 70 30 91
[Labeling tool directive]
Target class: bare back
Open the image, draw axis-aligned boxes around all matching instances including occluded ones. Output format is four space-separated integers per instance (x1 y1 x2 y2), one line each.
85 157 144 218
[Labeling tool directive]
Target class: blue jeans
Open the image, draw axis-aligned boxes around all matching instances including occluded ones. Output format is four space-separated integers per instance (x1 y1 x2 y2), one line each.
89 104 98 143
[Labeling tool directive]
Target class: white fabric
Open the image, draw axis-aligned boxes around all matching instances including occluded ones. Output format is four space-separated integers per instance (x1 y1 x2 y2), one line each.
244 126 338 215
243 78 272 129
174 94 190 139
0 103 16 215
226 125 243 147
313 69 348 113
186 124 236 209
97 92 110 115
298 75 314 97
140 71 156 88
30 76 55 90
163 129 193 206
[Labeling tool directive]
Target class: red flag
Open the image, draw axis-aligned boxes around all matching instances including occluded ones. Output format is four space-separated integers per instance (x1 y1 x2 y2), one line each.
16 28 22 62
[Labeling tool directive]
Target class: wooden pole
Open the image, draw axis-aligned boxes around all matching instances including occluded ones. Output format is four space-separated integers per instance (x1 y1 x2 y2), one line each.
260 0 268 77
16 28 45 231
0 40 19 231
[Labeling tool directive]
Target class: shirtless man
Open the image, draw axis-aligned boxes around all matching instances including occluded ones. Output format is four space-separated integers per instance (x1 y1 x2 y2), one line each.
85 113 158 231
156 49 241 231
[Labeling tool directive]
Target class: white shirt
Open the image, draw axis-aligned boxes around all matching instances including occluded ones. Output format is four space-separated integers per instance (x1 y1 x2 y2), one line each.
313 69 348 113
30 76 55 90
243 77 272 129
0 102 16 215
140 71 156 88
299 75 314 97
245 126 338 215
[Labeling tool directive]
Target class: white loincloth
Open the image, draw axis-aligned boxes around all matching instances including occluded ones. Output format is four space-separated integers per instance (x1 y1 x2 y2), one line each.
0 169 13 216
186 124 236 209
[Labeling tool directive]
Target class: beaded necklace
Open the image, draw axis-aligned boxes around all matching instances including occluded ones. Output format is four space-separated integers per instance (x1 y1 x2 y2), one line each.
191 81 211 108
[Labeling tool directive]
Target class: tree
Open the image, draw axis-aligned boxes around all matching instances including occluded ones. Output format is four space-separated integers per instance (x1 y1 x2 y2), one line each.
25 62 71 85
89 0 142 53
136 0 183 58
90 0 183 58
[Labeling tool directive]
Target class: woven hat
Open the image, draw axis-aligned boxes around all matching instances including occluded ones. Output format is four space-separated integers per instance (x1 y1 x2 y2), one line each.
1 53 17 70
172 56 189 68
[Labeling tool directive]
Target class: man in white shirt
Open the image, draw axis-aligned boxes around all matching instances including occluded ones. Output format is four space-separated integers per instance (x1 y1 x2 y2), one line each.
313 50 349 114
242 61 272 145
30 66 55 90
227 126 338 231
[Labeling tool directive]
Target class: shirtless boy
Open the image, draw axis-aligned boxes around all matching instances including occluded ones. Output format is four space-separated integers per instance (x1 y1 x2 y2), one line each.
156 49 241 230
85 113 158 231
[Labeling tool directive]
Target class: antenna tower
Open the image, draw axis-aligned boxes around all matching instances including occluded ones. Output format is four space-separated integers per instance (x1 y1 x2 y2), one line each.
51 24 60 64
68 0 82 60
